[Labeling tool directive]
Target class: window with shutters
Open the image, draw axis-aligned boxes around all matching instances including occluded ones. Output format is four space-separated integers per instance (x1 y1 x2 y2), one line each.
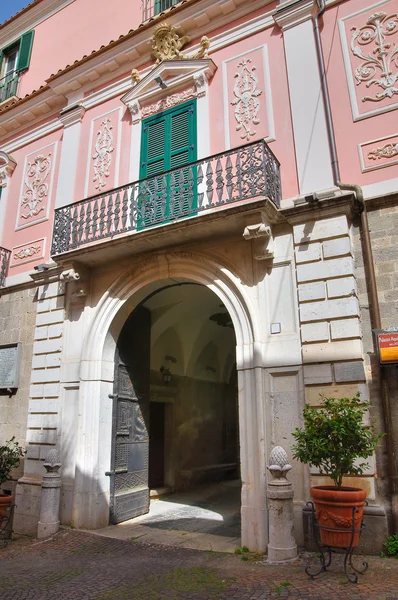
0 31 34 103
153 0 178 16
139 100 197 227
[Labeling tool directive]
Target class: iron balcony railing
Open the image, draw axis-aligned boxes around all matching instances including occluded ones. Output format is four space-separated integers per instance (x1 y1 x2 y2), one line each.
142 0 178 21
51 139 281 256
0 247 11 287
0 71 19 103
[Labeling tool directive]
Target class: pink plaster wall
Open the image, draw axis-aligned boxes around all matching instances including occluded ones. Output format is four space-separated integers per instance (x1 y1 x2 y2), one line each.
18 0 141 97
74 97 131 202
321 0 398 187
209 24 299 201
2 130 62 276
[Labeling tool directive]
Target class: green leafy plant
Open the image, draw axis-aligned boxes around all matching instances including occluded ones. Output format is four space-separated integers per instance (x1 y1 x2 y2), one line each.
382 534 398 558
292 393 382 489
0 437 25 487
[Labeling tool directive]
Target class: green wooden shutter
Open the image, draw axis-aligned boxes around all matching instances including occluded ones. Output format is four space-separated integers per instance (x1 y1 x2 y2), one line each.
169 102 197 216
16 30 35 72
141 117 166 179
139 100 196 227
0 50 4 76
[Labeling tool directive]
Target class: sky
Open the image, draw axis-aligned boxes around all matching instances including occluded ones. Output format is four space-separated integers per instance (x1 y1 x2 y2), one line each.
0 0 32 25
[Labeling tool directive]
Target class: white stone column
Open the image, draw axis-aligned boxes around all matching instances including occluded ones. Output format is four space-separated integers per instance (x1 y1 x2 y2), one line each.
54 105 85 208
0 151 17 244
237 343 268 553
273 0 334 195
37 449 61 539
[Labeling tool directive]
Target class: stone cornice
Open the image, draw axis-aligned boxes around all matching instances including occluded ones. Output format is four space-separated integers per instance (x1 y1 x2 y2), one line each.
273 0 315 30
0 0 272 127
281 191 356 224
0 88 65 143
59 104 86 127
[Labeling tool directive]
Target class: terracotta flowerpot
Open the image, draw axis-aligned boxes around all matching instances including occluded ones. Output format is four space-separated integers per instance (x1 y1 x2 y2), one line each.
0 494 12 520
310 486 366 548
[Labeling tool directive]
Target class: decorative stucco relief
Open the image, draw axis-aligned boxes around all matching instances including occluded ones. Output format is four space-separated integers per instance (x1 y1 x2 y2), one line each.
231 58 262 141
351 11 398 103
92 118 114 191
10 238 45 267
14 245 41 260
20 154 51 220
151 22 210 63
359 134 398 172
368 140 398 160
141 87 196 119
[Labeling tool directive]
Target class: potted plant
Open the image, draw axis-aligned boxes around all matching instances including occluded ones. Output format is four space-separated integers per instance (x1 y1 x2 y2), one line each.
0 437 25 520
292 393 382 548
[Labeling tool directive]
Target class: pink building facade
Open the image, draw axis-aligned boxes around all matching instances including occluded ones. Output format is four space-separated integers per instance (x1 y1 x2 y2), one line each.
0 0 397 552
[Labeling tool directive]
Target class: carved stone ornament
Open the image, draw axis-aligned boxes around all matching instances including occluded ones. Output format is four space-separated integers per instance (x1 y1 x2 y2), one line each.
267 446 292 480
0 151 17 188
21 154 51 220
131 69 141 84
43 448 61 474
231 58 262 141
141 87 196 118
60 268 81 281
243 221 274 261
92 118 114 190
351 11 398 103
14 245 41 260
151 22 210 63
368 140 398 160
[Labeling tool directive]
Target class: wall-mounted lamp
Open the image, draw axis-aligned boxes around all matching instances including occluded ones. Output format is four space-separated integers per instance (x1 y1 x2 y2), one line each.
155 76 167 89
160 366 172 384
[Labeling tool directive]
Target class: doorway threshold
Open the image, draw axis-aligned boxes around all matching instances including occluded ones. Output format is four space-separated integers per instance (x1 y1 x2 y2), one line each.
149 486 172 499
89 480 241 554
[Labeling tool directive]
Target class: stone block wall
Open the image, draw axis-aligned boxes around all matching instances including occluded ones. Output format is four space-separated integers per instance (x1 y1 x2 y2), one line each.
13 278 66 535
0 287 36 494
294 214 377 500
352 198 398 511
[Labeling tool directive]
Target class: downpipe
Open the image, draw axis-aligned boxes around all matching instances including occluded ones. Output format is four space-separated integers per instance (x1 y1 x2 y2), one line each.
313 0 398 533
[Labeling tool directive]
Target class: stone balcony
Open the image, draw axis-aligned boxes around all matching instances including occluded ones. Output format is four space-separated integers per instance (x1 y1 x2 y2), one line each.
51 139 281 267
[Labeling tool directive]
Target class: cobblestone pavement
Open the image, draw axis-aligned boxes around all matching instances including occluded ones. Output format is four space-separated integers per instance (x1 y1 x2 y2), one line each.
1 529 398 599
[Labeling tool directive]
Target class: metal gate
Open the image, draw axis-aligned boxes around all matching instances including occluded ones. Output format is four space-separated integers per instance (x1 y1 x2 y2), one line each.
108 306 150 524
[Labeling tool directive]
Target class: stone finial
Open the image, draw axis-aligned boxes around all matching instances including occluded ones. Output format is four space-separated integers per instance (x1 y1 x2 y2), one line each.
267 446 292 479
131 69 141 84
43 449 61 474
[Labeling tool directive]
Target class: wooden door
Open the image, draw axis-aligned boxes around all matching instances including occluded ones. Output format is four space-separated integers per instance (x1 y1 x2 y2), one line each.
109 306 151 524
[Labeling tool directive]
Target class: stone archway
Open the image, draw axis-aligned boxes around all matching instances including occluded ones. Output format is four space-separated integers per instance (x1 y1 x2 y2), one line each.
71 251 268 552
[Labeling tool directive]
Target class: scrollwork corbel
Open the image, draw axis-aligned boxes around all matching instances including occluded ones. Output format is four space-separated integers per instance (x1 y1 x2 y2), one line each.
243 221 274 261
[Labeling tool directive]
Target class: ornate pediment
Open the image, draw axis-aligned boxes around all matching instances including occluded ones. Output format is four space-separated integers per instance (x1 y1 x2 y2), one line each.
121 58 217 123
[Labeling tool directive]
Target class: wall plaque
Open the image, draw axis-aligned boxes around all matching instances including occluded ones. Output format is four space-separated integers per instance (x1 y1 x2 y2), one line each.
374 328 398 365
0 343 21 389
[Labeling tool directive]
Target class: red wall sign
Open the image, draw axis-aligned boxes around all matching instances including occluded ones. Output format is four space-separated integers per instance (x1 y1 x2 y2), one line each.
377 333 398 364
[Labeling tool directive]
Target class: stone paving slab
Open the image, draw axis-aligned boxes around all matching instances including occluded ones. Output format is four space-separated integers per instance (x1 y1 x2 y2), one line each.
1 529 398 599
89 522 240 553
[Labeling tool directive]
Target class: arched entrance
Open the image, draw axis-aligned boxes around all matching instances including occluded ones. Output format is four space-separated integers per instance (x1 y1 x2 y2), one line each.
110 283 239 526
72 252 268 552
